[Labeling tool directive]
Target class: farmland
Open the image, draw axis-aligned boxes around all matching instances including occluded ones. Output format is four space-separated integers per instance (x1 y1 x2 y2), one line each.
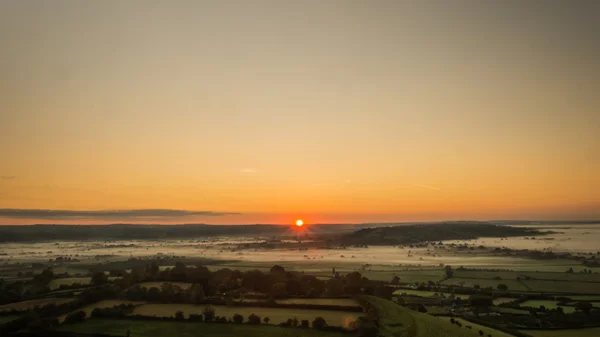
131 304 362 328
0 297 75 312
58 318 353 337
360 295 511 337
523 328 600 337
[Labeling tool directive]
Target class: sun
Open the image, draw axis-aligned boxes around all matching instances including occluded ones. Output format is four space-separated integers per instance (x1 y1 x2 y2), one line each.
295 219 304 227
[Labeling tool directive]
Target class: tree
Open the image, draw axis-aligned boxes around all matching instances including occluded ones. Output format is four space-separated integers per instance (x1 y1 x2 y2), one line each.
444 265 454 279
312 316 327 329
391 276 401 285
189 283 205 303
203 306 215 322
91 271 108 286
64 310 86 324
301 319 309 328
469 295 493 307
326 278 344 296
233 313 244 324
566 267 574 273
575 301 593 314
175 311 184 321
496 284 508 291
147 287 161 302
263 316 270 324
248 313 261 325
292 317 299 327
270 282 287 299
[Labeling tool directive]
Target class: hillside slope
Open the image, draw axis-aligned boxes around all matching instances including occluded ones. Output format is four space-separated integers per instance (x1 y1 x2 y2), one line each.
359 295 514 337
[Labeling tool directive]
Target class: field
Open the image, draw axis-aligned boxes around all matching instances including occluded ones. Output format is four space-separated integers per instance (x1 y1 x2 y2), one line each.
0 297 75 312
0 315 20 324
48 277 92 290
438 317 515 337
58 300 146 323
359 295 512 337
442 278 529 291
132 304 362 328
489 307 531 315
492 297 516 305
520 300 576 313
137 282 193 290
276 298 360 306
522 328 600 337
392 289 445 297
58 318 353 337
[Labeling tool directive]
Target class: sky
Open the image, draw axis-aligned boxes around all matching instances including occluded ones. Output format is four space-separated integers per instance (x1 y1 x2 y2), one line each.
1 1 599 225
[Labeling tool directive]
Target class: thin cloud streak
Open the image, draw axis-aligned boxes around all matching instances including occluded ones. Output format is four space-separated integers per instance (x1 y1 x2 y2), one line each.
413 184 441 191
0 208 240 220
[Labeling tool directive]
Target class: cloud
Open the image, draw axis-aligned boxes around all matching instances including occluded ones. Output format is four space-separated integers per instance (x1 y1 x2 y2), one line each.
413 184 441 190
0 176 16 180
0 208 240 220
239 168 257 173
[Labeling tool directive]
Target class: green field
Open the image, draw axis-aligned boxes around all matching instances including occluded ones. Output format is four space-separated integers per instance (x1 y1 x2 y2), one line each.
132 304 362 328
58 300 146 323
489 306 531 315
276 298 359 306
359 295 510 337
392 289 445 297
0 297 75 312
0 315 20 324
442 278 529 291
58 318 352 337
522 327 600 337
438 317 515 337
137 282 193 290
519 300 576 313
492 297 516 306
520 280 600 294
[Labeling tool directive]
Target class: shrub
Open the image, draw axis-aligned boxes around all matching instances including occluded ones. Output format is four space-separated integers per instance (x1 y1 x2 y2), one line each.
301 319 309 328
263 317 270 324
63 310 86 324
312 316 327 329
233 313 244 324
248 313 261 325
189 314 203 322
175 311 184 321
203 307 215 322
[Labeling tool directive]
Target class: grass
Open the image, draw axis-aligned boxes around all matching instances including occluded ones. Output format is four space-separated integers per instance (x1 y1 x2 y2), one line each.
0 297 75 312
519 300 576 313
392 289 446 297
276 298 360 307
136 282 193 290
522 327 600 337
359 295 509 337
131 304 362 328
58 318 352 337
49 277 91 290
0 315 20 324
58 300 146 323
520 280 600 294
492 297 516 306
442 278 529 291
566 295 600 301
489 307 530 315
438 317 515 337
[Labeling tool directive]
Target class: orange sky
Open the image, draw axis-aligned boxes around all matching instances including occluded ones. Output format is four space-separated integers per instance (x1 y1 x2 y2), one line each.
1 2 599 224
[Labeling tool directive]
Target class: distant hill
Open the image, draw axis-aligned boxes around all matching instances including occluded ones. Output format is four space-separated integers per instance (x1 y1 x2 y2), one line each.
0 223 360 242
340 222 546 245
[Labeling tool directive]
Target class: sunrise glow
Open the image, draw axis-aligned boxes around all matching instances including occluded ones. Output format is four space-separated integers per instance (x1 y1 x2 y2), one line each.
295 219 304 227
